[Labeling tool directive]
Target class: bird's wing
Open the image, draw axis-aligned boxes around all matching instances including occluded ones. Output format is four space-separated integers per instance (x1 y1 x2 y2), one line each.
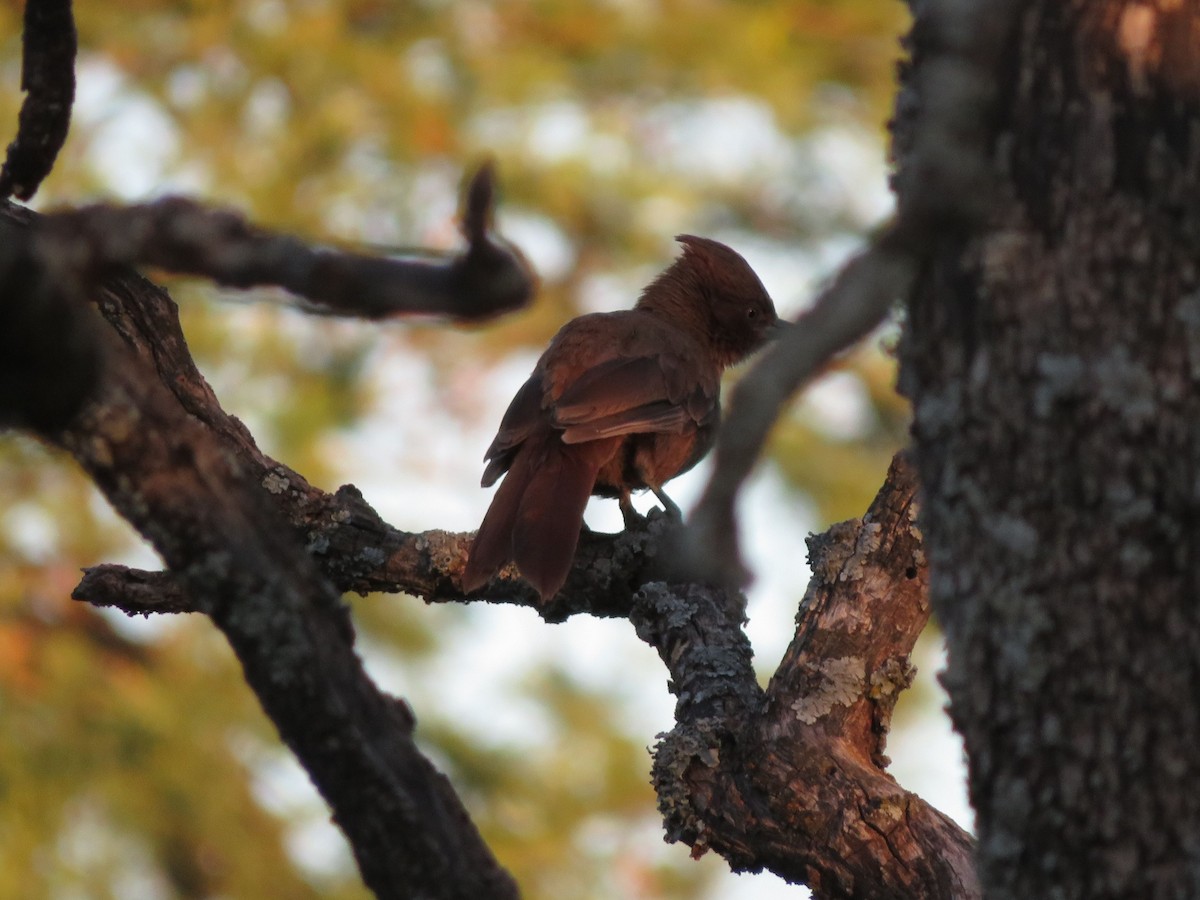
481 372 544 487
553 355 717 444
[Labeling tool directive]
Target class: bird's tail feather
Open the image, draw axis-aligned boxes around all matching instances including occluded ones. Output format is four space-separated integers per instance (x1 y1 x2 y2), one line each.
463 432 612 599
511 439 608 599
462 441 536 593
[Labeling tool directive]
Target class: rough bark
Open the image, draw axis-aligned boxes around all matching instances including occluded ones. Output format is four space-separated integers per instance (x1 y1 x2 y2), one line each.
645 455 978 898
899 1 1200 896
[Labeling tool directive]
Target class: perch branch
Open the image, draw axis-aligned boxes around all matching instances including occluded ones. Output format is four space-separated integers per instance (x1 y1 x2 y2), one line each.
74 507 674 624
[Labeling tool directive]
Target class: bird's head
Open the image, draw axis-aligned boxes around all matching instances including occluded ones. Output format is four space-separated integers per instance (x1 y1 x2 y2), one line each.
639 234 780 367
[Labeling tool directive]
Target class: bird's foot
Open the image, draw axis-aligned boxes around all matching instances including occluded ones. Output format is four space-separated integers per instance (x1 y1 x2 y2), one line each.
651 487 683 522
619 496 646 529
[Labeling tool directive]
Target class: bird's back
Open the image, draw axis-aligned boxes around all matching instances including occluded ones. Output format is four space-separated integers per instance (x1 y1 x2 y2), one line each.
483 309 718 492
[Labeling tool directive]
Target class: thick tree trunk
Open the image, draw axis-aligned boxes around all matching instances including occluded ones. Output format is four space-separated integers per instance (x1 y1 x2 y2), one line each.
900 1 1200 897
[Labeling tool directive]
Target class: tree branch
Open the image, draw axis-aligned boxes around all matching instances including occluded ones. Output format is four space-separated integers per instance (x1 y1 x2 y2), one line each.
0 202 521 899
73 505 672 623
684 239 915 586
684 0 1025 587
0 0 76 201
55 315 517 900
0 216 101 431
32 163 535 321
646 454 978 898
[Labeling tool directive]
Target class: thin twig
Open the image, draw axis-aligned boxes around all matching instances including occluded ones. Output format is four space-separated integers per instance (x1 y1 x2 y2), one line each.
684 234 916 585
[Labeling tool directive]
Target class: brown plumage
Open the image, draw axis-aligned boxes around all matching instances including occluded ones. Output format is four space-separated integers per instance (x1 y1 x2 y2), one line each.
462 234 779 600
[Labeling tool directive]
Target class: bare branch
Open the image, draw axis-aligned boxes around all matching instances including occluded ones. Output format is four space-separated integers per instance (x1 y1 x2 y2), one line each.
73 504 675 624
73 566 194 616
31 163 535 321
684 236 915 585
0 0 76 201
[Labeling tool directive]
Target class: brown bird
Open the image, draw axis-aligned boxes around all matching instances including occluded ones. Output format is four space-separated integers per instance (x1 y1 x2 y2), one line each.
462 234 779 600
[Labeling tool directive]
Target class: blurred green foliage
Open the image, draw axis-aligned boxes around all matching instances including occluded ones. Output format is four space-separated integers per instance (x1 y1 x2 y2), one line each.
0 0 910 896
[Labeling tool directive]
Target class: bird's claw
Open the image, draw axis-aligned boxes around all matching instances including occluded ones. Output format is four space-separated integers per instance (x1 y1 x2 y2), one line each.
651 488 683 522
620 503 646 530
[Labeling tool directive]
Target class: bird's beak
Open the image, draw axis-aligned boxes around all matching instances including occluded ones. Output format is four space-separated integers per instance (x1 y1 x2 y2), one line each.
764 317 788 341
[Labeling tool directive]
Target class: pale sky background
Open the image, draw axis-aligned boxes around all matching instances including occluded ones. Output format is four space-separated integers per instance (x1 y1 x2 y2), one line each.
48 53 972 900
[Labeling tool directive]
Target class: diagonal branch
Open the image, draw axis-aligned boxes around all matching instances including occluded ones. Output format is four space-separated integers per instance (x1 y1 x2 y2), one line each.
55 303 518 900
0 0 76 201
44 238 979 894
684 237 915 586
1 187 529 900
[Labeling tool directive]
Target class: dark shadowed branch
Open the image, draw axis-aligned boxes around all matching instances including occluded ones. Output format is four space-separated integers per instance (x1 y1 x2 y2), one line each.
0 216 101 431
33 163 535 321
47 272 520 900
0 0 530 321
0 0 76 201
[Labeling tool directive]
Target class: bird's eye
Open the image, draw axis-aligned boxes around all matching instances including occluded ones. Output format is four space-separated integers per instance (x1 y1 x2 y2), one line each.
746 308 757 320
